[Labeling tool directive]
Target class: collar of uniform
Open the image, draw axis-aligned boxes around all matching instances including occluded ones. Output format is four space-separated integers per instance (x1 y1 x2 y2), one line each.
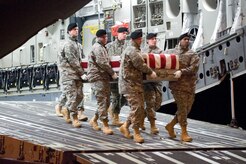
97 40 105 47
130 40 140 50
69 35 78 42
148 45 157 50
176 44 188 54
116 38 125 45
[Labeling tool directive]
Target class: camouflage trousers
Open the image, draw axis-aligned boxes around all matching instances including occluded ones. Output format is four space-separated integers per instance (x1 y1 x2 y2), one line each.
110 83 127 114
58 90 85 111
91 80 110 121
62 80 83 114
171 90 195 126
124 92 145 129
144 85 162 120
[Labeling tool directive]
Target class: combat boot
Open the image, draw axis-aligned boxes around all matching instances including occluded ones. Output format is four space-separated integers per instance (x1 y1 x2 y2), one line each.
89 114 101 131
150 119 159 135
111 114 124 126
101 119 113 135
133 128 144 143
165 116 178 138
119 122 133 139
55 104 63 117
77 110 88 121
71 113 82 128
61 107 71 123
181 125 192 142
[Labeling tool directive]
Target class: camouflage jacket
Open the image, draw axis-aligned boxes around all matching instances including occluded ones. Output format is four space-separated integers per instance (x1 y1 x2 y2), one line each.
106 39 127 57
119 40 153 94
141 44 164 54
142 45 163 90
165 45 200 94
87 41 114 82
57 36 84 82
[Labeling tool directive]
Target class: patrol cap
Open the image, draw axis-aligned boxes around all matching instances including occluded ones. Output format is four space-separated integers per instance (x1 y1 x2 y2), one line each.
67 23 78 32
146 33 157 40
96 29 107 37
117 27 128 33
179 32 190 41
130 29 142 39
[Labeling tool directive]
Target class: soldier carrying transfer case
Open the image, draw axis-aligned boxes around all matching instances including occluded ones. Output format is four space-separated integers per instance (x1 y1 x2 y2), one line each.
164 32 200 142
87 29 118 135
141 33 163 134
118 29 157 143
106 27 129 126
57 23 85 128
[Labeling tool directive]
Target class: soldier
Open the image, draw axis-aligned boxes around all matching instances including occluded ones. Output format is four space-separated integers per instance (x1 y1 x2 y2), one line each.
141 33 163 134
118 29 157 143
164 32 200 142
87 29 117 135
106 27 128 126
57 23 84 128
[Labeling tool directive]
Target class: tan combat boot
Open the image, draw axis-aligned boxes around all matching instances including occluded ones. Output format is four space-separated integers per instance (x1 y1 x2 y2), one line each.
119 122 133 139
77 110 88 121
89 114 101 131
181 125 192 142
101 119 113 135
165 116 178 138
55 104 63 117
150 119 159 135
71 113 82 128
133 128 144 143
61 107 72 123
112 114 124 126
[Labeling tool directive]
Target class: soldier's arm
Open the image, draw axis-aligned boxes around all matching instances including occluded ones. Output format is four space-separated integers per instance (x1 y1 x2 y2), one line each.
129 50 153 75
181 51 200 75
95 47 114 76
64 44 84 76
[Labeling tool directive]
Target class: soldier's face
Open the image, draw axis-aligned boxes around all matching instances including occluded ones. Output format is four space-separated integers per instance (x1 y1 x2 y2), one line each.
147 37 157 47
117 32 127 41
99 34 108 45
69 27 79 37
134 37 142 46
180 37 190 49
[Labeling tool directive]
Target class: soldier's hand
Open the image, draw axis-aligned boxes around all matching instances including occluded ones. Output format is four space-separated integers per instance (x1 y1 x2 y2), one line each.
174 70 182 78
112 72 118 80
150 71 157 79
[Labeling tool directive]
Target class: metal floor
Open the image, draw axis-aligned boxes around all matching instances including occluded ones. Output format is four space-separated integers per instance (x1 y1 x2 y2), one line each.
0 101 246 163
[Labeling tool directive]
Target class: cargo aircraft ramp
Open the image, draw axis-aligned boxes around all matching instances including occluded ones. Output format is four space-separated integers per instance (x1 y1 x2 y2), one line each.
0 101 246 163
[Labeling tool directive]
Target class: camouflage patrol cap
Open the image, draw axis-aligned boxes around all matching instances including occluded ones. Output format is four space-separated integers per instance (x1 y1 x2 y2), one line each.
67 23 78 32
96 29 107 37
146 33 157 39
179 32 190 40
130 29 142 39
117 27 128 33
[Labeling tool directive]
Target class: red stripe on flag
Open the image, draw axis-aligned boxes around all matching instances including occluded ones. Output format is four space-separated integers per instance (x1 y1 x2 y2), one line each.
149 53 156 68
81 62 88 68
160 54 166 69
170 54 176 69
110 61 120 68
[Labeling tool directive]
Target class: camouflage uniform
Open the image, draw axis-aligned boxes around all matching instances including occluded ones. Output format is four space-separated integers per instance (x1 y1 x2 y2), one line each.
106 39 128 115
57 36 84 115
87 40 114 121
141 45 163 120
165 45 199 126
119 40 153 129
